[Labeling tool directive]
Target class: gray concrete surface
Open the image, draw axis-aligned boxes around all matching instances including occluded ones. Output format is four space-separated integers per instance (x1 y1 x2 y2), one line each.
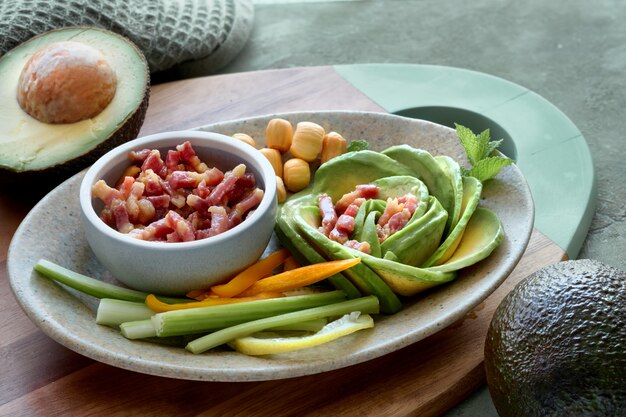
213 1 625 415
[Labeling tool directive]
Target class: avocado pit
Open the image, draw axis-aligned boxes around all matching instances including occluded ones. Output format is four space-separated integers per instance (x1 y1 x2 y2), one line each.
16 41 117 124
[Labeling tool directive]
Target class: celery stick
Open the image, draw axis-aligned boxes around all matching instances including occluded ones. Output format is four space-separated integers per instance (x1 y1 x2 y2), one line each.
153 290 348 337
120 319 157 339
34 259 188 303
268 318 328 332
186 296 379 354
96 299 154 327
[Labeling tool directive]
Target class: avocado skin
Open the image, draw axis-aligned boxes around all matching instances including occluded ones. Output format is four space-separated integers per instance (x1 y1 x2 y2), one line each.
485 259 626 417
0 89 149 193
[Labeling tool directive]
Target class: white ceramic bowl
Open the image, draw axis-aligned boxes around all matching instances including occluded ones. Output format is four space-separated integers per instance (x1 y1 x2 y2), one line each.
79 130 277 295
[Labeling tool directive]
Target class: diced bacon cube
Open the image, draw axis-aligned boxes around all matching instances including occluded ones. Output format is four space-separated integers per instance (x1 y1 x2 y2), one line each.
344 240 371 254
176 141 208 173
139 169 164 196
92 180 122 206
335 214 355 234
318 194 338 236
398 193 418 216
169 171 199 189
201 167 225 186
335 184 379 214
208 206 229 237
230 188 264 226
170 193 187 209
136 199 155 224
343 199 364 217
164 210 196 242
186 194 210 217
145 194 170 209
141 150 167 178
377 197 404 227
128 148 151 162
118 176 136 199
386 209 412 235
112 199 133 234
193 180 210 198
165 150 182 173
329 228 349 244
206 164 246 206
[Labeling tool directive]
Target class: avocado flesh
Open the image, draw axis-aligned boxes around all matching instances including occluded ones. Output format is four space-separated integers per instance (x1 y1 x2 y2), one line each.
422 175 483 267
0 27 149 178
426 207 503 273
312 150 413 200
485 260 626 416
352 198 385 242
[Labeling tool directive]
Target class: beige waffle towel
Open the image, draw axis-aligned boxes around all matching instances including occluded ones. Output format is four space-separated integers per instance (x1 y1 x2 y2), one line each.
0 0 254 74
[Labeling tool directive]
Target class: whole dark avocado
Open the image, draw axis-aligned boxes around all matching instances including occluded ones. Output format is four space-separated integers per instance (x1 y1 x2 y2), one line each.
0 26 150 192
485 259 625 417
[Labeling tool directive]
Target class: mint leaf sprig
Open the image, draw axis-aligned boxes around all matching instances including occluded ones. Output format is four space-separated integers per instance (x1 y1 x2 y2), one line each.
455 123 514 181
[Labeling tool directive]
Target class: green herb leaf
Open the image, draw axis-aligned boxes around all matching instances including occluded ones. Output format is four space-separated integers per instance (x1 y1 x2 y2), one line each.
455 124 514 181
467 156 515 182
347 140 369 152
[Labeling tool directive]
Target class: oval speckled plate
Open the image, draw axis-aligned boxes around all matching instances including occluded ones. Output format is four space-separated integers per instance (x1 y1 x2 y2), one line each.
7 111 533 381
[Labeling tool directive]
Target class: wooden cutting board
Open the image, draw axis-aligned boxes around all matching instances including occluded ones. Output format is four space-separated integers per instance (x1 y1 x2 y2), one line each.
0 66 566 416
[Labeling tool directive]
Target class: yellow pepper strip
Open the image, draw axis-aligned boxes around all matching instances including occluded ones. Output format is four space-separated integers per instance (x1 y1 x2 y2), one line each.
210 248 291 298
238 257 361 297
283 256 301 272
145 292 284 313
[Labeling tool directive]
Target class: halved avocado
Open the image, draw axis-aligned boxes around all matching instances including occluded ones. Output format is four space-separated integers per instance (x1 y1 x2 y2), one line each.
0 27 150 189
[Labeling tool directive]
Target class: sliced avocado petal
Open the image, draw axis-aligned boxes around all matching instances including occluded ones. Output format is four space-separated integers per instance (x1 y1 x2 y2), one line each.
312 150 413 200
380 196 448 266
383 251 400 262
352 199 385 241
427 207 504 273
372 175 429 201
358 254 457 297
294 205 402 314
434 155 464 233
362 211 382 258
276 203 361 299
422 176 483 267
382 145 458 235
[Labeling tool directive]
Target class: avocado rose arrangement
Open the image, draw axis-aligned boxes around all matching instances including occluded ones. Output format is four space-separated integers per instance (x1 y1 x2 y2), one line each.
276 126 512 314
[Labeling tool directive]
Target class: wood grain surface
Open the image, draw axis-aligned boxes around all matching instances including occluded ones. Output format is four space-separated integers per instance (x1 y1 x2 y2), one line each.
0 66 567 417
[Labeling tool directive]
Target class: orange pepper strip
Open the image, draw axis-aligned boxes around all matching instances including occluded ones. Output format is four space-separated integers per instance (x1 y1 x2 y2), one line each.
283 256 301 272
238 257 361 297
145 292 284 313
210 248 291 298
